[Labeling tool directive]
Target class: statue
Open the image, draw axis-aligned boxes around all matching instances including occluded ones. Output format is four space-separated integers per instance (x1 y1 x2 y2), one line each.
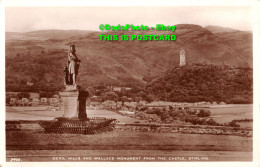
64 45 81 90
40 44 116 133
61 44 88 119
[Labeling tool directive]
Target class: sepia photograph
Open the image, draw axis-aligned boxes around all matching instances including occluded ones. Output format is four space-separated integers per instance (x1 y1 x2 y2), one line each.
3 3 258 165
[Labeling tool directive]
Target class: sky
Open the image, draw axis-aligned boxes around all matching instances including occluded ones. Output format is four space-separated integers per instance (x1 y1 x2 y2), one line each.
5 6 253 32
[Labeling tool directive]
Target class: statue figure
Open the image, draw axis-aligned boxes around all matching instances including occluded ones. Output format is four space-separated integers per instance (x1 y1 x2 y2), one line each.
64 45 81 88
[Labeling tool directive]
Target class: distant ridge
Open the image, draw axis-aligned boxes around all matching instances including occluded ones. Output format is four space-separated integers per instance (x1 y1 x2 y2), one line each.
6 30 94 40
205 25 239 33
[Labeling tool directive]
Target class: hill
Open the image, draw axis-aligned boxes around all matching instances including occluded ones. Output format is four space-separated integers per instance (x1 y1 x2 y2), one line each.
205 25 239 33
6 30 94 40
145 64 253 104
5 24 253 92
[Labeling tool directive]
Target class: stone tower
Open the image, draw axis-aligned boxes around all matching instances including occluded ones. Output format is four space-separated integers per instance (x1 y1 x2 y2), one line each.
180 48 186 66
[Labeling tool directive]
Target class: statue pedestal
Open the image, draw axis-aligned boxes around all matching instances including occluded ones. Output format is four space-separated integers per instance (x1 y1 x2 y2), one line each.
59 90 88 119
65 85 78 91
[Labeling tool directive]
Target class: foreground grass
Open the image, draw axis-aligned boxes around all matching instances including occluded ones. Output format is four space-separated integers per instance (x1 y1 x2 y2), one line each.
6 131 252 152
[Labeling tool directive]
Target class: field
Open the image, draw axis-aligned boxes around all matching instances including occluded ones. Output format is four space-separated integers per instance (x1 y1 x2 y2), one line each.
6 106 146 123
207 105 253 127
6 131 252 161
6 105 253 126
5 105 253 161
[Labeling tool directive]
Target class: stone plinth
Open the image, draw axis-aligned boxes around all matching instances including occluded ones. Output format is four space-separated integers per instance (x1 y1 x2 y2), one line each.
60 89 89 119
78 91 88 119
65 85 77 91
59 91 79 118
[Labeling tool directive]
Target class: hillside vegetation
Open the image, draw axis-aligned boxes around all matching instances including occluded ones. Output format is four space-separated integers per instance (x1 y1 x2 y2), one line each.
5 24 253 104
6 24 252 91
146 64 252 104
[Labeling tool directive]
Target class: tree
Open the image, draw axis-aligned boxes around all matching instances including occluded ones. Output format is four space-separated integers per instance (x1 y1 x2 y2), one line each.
101 92 119 102
39 91 54 98
143 94 154 103
207 119 217 126
140 106 148 111
229 120 240 127
17 92 30 99
6 97 11 105
197 109 211 117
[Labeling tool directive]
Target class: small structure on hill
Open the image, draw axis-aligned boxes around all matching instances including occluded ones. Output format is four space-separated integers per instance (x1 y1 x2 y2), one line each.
180 48 186 66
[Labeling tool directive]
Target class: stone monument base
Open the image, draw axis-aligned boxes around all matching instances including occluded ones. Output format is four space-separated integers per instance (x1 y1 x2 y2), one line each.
38 89 116 135
59 89 88 119
65 84 78 91
39 117 116 135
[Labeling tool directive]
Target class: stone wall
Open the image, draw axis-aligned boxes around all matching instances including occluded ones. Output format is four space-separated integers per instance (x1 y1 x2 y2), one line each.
6 120 253 137
115 123 253 137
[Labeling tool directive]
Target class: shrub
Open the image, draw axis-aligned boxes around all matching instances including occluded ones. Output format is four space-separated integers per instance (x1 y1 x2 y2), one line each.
228 120 241 127
140 106 148 111
197 109 211 117
207 119 217 126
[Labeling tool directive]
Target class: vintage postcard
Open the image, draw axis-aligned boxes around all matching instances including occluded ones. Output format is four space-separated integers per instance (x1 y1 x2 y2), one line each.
1 0 260 167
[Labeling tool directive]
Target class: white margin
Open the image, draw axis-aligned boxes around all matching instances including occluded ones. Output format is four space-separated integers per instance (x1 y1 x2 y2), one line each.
1 0 260 167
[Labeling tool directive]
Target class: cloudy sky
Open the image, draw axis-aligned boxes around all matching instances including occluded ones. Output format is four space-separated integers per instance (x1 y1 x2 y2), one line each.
5 6 253 32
